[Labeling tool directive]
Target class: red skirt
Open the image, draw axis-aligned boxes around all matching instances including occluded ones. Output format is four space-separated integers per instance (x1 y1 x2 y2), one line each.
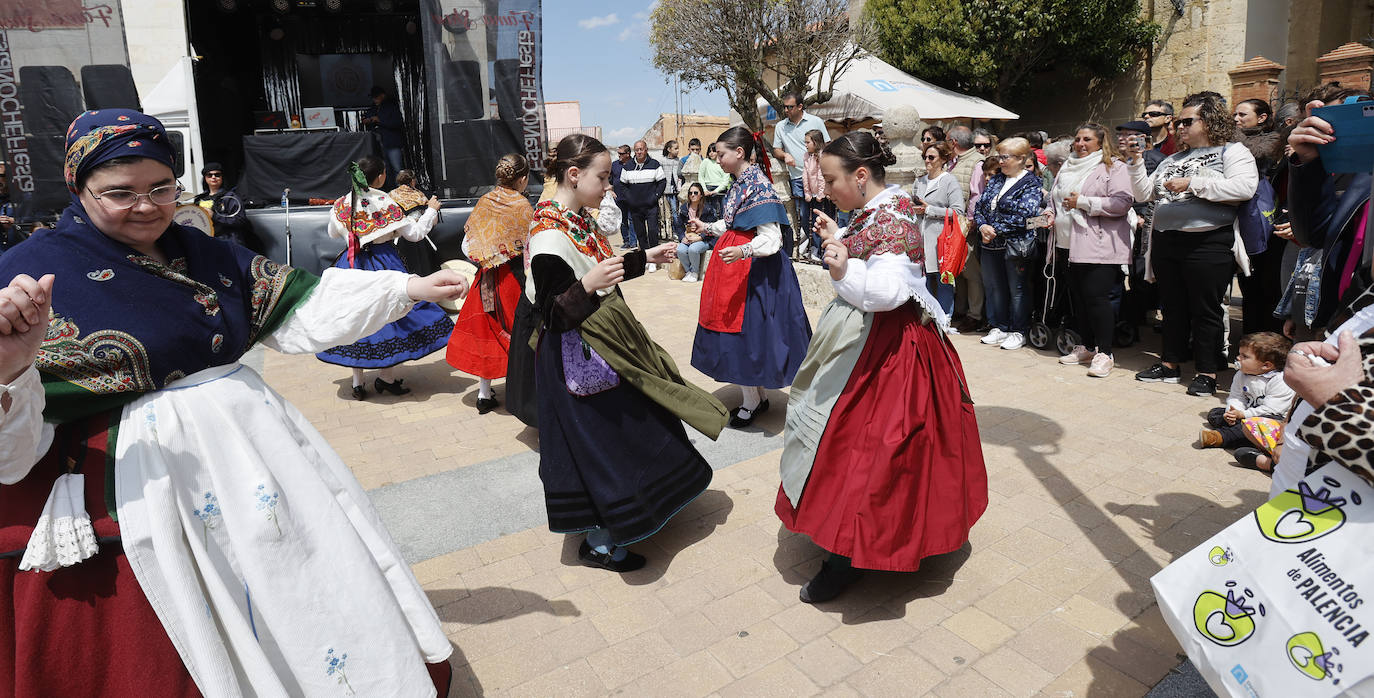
446 263 521 379
0 415 452 697
775 307 988 572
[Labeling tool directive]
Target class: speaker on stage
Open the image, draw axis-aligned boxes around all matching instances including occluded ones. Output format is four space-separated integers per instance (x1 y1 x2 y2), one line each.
493 58 520 125
80 65 141 111
17 66 84 136
22 134 70 216
441 59 484 121
439 120 520 197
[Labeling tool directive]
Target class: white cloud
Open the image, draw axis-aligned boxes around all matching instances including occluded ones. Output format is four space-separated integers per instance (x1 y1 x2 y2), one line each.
617 25 639 41
607 126 639 142
618 4 655 42
577 13 619 30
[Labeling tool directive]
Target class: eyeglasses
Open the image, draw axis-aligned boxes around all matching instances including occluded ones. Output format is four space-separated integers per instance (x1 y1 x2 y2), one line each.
1174 117 1196 128
923 154 940 161
87 184 183 210
1141 111 1169 119
205 172 223 178
689 191 701 197
973 142 992 149
920 136 935 143
782 104 800 111
994 154 1020 162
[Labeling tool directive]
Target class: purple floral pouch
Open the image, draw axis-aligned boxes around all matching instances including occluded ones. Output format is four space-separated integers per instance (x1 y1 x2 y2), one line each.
561 330 620 396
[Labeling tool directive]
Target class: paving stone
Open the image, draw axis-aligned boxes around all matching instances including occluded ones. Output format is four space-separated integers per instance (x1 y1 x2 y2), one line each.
846 646 947 697
972 646 1057 698
708 619 801 679
786 637 863 688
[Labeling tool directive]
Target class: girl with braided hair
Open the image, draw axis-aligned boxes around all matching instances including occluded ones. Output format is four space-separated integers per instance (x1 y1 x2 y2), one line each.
687 126 813 427
316 155 452 399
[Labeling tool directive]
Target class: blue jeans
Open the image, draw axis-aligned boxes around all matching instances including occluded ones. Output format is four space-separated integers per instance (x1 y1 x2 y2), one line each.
981 247 1031 333
618 202 634 247
676 238 716 275
789 178 808 256
383 146 404 188
927 275 955 317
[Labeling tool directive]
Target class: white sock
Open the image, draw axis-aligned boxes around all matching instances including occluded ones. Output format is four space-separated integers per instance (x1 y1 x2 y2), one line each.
478 378 493 399
351 369 365 388
740 385 761 412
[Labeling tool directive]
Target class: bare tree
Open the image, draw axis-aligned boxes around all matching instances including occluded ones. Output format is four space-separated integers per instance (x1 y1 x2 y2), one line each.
650 0 868 132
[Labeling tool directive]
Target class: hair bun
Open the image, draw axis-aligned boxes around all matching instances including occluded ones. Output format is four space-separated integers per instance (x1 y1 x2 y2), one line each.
543 153 559 176
872 128 897 167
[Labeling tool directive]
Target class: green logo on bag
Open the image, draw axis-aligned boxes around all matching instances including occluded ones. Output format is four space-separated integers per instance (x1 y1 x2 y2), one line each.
1193 582 1265 647
1287 631 1343 684
1254 479 1357 544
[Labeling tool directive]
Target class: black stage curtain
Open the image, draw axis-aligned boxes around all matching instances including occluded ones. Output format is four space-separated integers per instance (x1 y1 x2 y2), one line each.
258 14 432 190
239 131 375 204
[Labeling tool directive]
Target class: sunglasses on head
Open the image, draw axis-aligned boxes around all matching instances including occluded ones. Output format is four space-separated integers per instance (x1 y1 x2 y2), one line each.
1142 111 1168 118
1174 117 1196 128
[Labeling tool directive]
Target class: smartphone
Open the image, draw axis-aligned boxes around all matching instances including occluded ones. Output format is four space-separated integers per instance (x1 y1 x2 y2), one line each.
1026 214 1050 229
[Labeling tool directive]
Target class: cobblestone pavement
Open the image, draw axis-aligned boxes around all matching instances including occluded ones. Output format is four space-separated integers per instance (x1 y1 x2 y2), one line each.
260 265 1263 697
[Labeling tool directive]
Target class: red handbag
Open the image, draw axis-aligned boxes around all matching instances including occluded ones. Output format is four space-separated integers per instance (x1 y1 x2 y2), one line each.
937 210 969 284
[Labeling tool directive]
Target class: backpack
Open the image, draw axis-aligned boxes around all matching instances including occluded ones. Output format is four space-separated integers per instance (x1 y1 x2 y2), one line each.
1236 161 1277 256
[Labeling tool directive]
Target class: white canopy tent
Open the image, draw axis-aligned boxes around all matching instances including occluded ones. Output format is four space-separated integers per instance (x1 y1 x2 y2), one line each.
757 52 1019 123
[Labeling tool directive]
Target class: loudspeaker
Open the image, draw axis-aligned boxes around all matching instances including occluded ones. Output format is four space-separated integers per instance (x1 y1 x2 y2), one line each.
439 120 520 197
441 60 483 121
493 58 520 125
80 65 141 111
17 66 83 136
24 134 69 216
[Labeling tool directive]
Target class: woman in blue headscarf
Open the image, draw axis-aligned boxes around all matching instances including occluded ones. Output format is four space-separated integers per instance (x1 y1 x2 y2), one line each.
0 109 467 697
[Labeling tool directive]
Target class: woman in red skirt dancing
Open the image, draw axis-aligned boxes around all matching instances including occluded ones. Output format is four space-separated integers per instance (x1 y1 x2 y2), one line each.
777 131 988 603
446 154 534 413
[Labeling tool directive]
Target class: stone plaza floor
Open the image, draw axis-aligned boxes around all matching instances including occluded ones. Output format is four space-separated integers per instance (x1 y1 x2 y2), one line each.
255 264 1262 696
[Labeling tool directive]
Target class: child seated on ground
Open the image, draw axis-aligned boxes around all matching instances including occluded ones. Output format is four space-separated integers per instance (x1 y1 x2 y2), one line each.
1198 331 1296 471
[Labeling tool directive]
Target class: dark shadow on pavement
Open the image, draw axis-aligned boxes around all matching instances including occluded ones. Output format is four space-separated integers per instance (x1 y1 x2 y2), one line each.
429 585 581 697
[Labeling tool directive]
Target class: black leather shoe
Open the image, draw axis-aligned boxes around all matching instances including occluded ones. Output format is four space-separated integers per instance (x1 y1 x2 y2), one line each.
476 396 499 414
728 399 770 428
374 377 412 396
800 558 863 604
578 540 647 572
351 385 367 401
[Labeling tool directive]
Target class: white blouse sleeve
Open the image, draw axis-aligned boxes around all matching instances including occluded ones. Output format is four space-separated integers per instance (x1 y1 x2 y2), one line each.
747 222 782 257
259 268 417 354
398 208 438 242
703 219 728 236
1189 144 1259 204
0 366 54 485
1127 158 1153 203
832 252 917 312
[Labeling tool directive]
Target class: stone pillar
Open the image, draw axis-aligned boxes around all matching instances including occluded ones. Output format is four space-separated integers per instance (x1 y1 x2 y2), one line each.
880 104 924 190
1228 56 1285 106
1317 42 1374 93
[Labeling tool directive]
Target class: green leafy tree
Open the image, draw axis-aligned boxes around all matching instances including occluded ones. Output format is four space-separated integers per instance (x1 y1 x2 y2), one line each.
650 0 869 132
865 0 1159 105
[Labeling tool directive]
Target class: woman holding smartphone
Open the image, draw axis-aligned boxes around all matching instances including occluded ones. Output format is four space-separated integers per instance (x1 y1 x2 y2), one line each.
911 141 965 318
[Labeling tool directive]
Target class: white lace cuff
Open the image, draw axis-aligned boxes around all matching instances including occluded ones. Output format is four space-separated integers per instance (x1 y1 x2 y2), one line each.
19 473 99 572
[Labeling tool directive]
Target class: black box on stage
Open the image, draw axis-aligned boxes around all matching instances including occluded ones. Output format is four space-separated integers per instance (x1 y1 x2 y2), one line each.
17 66 84 136
438 120 521 197
441 60 484 121
80 65 141 111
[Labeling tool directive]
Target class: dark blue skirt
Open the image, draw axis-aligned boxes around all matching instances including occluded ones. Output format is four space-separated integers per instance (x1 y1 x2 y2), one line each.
315 241 455 369
690 253 812 388
535 329 713 546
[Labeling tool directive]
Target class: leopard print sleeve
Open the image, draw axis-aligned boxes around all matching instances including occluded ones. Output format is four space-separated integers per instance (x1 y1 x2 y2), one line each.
1298 327 1374 485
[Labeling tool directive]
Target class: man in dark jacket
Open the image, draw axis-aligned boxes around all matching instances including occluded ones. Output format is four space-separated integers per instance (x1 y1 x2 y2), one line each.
611 145 633 248
363 86 406 188
620 140 666 263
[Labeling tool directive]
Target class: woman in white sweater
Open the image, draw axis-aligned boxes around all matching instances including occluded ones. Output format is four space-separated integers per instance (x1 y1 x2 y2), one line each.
911 141 966 319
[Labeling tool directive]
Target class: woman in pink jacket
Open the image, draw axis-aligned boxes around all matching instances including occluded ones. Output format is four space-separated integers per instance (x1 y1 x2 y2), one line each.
1051 123 1136 377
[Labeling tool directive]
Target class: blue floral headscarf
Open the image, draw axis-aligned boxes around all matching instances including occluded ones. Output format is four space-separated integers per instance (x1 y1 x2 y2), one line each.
63 109 176 195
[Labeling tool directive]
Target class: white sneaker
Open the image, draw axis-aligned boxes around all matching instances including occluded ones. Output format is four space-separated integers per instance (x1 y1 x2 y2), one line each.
999 332 1025 350
946 325 960 335
683 272 698 282
1087 352 1114 377
646 263 657 272
980 328 1007 345
1059 345 1093 365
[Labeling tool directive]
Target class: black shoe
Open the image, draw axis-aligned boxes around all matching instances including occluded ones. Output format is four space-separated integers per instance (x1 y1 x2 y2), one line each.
476 396 499 414
728 399 770 428
1134 363 1181 383
1234 447 1274 473
577 540 647 572
374 377 412 396
1186 374 1217 396
799 558 863 604
351 385 367 401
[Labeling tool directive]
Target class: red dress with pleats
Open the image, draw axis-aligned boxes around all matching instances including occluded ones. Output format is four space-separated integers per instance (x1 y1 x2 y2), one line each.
446 262 522 378
775 306 988 572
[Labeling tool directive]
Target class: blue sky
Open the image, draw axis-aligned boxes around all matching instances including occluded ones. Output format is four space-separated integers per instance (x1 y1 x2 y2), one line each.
542 1 730 144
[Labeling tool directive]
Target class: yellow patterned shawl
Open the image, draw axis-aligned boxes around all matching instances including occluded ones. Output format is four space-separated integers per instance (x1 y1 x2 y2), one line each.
465 185 533 267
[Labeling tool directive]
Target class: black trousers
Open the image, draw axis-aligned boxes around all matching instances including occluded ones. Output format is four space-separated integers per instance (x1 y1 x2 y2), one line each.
627 205 660 251
1069 262 1122 354
1238 236 1286 335
1151 228 1235 373
1207 407 1252 448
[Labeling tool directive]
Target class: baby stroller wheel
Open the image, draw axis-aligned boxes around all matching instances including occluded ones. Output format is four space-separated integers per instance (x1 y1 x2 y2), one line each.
1027 321 1051 349
1055 328 1082 356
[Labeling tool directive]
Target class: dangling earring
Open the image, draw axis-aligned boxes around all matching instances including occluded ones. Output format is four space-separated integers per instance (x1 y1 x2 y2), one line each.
859 180 866 198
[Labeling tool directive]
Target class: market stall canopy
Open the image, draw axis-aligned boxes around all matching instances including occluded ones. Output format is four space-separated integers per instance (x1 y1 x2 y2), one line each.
757 52 1019 122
